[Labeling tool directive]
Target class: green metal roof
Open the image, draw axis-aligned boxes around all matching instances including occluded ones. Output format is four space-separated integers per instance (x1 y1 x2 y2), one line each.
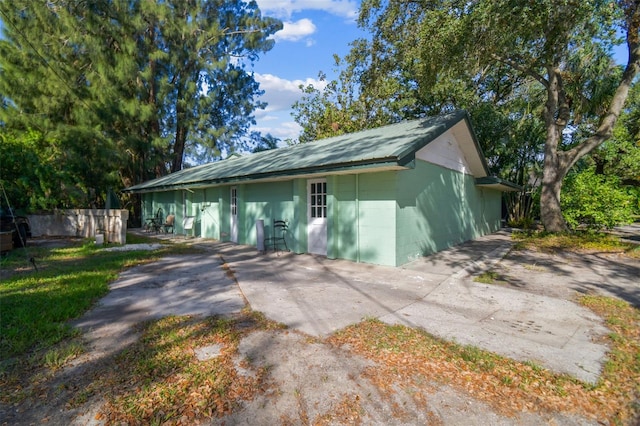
124 110 491 193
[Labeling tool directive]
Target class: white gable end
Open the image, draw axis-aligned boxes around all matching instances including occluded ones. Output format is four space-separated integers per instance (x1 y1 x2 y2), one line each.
415 130 472 175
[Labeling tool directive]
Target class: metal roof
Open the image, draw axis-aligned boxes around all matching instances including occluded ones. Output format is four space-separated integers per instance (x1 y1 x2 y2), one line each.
124 110 493 193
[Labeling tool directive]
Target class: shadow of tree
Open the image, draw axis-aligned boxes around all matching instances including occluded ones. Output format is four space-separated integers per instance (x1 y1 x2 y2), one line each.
489 248 639 308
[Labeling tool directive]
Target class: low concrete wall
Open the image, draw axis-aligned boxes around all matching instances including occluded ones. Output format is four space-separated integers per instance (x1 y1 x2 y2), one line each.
28 209 129 244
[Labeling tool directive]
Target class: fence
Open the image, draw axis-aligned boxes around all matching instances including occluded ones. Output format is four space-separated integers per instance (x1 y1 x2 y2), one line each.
28 209 129 244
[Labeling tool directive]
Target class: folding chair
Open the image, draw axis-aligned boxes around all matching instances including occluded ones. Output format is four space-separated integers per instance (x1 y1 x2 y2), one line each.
266 219 288 252
152 208 163 233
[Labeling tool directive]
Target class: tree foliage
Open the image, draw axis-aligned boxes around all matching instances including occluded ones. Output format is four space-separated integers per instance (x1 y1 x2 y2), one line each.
592 82 640 187
293 0 640 231
562 168 635 230
292 57 401 143
0 0 281 210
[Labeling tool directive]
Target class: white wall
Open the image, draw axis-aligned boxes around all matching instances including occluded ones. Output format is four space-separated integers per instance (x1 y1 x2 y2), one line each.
28 209 129 244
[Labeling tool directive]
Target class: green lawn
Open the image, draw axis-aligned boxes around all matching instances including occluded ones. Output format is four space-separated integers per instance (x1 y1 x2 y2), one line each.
0 235 197 362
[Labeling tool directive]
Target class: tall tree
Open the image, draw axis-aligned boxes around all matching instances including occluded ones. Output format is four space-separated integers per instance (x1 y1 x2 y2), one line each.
0 0 281 208
292 56 401 143
350 0 639 231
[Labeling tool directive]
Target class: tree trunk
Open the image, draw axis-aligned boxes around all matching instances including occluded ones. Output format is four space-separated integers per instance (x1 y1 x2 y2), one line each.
540 124 572 232
539 67 570 232
540 156 569 232
172 124 186 173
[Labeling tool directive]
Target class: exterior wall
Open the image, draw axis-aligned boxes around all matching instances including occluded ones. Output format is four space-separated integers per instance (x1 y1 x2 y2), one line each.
395 160 502 266
331 172 398 266
241 181 296 248
139 161 501 268
356 172 398 266
331 175 358 262
291 179 307 254
142 191 184 233
198 187 221 239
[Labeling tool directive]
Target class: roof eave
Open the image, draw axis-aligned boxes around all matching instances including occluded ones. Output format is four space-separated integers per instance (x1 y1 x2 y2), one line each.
122 158 406 193
475 176 523 192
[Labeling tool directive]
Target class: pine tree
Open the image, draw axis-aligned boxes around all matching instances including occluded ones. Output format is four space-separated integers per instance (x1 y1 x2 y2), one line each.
0 0 281 208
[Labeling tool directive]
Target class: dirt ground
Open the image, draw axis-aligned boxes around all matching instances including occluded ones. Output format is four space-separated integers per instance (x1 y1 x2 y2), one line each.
1 236 638 425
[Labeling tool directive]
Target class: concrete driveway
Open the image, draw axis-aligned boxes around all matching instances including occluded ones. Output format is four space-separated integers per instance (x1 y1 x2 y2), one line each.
80 227 638 384
71 253 246 359
213 230 635 384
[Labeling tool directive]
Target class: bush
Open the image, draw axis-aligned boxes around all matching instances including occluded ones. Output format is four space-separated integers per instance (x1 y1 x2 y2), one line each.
561 168 635 230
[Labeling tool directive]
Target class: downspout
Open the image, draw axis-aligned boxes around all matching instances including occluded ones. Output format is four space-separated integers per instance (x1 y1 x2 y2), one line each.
356 174 360 263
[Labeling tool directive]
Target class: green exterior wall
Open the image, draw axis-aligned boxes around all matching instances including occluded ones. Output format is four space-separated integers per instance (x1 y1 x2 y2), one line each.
141 159 502 267
394 160 502 266
330 172 398 266
331 175 357 262
241 181 295 247
198 187 221 240
329 160 501 267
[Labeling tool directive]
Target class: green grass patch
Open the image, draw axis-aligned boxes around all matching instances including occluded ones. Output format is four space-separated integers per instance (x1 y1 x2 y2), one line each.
512 229 637 254
125 232 163 245
474 270 501 284
42 341 85 369
0 237 199 362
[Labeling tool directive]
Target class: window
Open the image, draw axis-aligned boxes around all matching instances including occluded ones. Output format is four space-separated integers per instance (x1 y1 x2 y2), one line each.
310 181 326 218
231 187 237 216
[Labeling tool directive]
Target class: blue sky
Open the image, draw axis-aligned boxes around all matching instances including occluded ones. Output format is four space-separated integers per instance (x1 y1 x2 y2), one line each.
251 0 365 142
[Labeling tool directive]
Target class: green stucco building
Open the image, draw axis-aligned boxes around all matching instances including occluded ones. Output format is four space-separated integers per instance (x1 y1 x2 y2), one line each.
124 111 518 267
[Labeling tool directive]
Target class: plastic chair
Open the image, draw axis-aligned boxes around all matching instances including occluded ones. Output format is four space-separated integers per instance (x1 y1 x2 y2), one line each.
266 220 288 252
163 214 175 233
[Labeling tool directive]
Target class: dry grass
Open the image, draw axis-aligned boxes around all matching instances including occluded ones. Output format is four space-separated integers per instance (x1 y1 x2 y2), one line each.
513 230 639 257
329 296 640 424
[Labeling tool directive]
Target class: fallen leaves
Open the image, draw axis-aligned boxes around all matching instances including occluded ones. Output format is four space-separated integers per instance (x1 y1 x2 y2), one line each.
3 295 637 425
95 313 272 425
328 307 640 424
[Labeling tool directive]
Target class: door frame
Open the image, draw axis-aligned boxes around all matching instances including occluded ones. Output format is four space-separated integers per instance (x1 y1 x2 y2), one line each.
230 186 238 243
307 178 327 255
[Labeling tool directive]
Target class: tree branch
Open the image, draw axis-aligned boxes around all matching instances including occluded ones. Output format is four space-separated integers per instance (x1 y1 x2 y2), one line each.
562 1 640 168
491 53 549 89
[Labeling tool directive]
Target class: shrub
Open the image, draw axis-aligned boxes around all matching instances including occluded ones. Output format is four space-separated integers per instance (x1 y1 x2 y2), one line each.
561 168 635 230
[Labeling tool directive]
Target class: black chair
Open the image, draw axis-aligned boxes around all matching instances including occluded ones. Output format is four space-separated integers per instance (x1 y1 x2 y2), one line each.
152 208 163 233
266 219 288 252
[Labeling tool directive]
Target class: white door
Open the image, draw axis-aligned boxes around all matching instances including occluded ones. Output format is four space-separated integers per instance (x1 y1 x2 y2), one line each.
307 179 327 255
230 187 238 243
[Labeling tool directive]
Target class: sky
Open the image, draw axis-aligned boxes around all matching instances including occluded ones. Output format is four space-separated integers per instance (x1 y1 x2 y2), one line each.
250 0 365 142
248 1 631 144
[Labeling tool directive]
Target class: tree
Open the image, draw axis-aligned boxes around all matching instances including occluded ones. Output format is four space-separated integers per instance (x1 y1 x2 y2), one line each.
561 167 635 230
349 0 639 231
249 131 280 153
292 56 401 143
0 0 281 209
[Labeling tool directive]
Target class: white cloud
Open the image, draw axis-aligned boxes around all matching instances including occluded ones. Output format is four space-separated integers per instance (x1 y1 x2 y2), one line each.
255 73 327 113
253 120 302 141
253 73 328 141
272 18 317 42
256 0 358 20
